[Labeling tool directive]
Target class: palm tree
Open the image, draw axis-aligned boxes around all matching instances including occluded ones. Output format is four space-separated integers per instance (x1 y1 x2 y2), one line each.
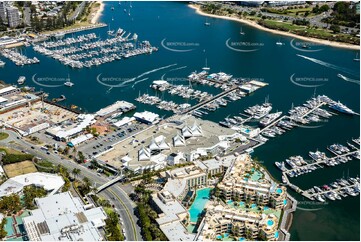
72 168 81 179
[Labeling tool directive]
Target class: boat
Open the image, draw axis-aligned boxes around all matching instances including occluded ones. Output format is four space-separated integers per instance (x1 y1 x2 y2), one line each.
329 101 356 115
17 76 26 85
0 60 4 67
276 38 284 45
324 192 336 201
204 17 210 26
353 52 360 62
111 6 115 10
64 81 74 87
315 194 325 202
240 27 245 35
202 58 210 71
54 32 65 39
259 112 282 127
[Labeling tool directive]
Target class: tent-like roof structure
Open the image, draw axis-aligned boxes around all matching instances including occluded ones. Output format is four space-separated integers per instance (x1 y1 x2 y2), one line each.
138 147 151 161
149 136 160 151
158 136 170 150
173 133 186 147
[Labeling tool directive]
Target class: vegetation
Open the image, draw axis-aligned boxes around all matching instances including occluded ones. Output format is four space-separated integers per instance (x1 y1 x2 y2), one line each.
23 185 47 209
1 153 34 165
0 218 7 239
0 194 21 215
134 185 167 241
324 2 360 27
0 133 8 141
105 208 124 241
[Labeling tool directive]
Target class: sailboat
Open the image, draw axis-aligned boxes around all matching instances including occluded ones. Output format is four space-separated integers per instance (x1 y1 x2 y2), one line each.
240 27 245 35
204 17 210 26
276 38 284 45
64 74 74 87
353 52 360 62
112 16 114 21
202 58 210 71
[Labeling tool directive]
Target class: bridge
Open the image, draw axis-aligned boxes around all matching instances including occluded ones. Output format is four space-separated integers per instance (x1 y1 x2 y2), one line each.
96 175 124 193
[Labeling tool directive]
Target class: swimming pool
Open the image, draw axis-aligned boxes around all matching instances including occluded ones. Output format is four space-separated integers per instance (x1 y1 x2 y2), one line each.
188 188 212 223
267 219 274 226
5 217 15 237
276 188 283 194
274 231 279 239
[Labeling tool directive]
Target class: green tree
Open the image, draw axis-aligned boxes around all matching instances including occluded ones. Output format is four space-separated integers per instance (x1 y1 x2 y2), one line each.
72 168 81 179
0 218 7 239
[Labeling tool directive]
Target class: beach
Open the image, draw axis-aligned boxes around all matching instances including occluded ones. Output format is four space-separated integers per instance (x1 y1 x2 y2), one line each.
91 1 105 24
189 4 359 50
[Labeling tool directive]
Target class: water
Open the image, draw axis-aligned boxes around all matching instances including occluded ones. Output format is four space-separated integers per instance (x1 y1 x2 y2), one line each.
188 187 212 223
0 2 359 240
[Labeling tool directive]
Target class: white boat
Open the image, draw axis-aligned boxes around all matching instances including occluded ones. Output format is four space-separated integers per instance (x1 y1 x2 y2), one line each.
204 17 210 26
0 60 4 67
17 76 26 85
353 52 360 62
315 194 325 202
202 58 210 71
240 27 245 35
64 81 74 87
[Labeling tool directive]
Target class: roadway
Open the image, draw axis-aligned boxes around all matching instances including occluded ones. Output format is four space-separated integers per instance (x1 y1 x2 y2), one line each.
0 129 142 241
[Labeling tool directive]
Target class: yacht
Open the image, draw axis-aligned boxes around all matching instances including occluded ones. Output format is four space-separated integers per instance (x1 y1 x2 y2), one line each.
329 101 356 115
64 81 74 87
202 58 210 71
353 52 360 62
315 194 325 202
0 60 4 67
259 112 282 127
17 76 26 85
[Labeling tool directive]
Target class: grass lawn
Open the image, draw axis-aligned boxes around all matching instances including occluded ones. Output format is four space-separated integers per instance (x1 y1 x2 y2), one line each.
0 132 9 140
0 146 23 155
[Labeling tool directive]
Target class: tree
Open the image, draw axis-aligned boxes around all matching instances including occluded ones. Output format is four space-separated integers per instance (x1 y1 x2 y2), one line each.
330 24 340 33
72 168 81 179
0 218 6 239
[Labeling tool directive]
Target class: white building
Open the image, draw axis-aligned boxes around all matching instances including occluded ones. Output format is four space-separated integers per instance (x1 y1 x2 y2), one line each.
133 111 160 124
0 172 64 198
23 191 107 241
6 6 20 28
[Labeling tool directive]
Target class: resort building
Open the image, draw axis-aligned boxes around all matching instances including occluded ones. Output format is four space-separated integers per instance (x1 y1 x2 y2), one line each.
151 191 195 241
197 202 280 241
23 191 107 241
217 154 287 209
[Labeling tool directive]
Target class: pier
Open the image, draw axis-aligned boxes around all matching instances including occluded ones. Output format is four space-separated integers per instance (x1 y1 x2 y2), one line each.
183 86 239 114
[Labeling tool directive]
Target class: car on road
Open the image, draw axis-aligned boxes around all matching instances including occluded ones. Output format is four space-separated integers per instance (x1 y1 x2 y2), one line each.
31 146 35 149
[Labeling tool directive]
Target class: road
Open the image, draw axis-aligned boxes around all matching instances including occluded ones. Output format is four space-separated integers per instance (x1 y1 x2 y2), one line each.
0 129 142 241
69 2 86 21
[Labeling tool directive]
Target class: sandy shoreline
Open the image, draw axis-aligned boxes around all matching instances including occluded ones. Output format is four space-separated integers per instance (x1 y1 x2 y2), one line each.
91 1 104 24
189 4 359 50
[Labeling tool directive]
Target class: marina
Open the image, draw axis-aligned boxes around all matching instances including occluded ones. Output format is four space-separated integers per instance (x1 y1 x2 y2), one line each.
0 48 39 66
33 29 158 68
0 1 359 240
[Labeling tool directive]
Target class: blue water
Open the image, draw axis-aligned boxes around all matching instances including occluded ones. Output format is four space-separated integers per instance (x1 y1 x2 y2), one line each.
276 188 283 194
267 219 275 226
5 218 15 237
0 2 359 240
188 188 212 223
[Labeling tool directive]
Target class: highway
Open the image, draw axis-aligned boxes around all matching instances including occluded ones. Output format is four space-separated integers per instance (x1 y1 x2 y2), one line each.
0 129 142 241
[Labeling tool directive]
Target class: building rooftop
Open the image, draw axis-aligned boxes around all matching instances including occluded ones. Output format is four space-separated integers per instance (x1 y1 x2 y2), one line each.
23 191 107 241
0 172 64 197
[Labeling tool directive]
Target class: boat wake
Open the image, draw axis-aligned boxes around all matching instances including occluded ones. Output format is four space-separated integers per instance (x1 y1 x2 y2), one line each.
135 63 177 80
131 78 149 88
161 66 187 80
337 74 360 85
297 54 358 76
97 64 177 89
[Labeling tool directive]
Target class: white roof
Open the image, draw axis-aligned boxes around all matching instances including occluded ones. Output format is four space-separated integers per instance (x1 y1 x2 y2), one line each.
48 114 95 139
149 137 160 151
0 172 64 197
0 97 7 103
23 192 107 241
69 133 93 146
134 111 159 123
173 133 185 147
113 116 135 127
0 86 16 95
138 147 151 161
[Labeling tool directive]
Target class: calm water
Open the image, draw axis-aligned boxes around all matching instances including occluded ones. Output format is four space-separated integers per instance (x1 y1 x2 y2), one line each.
0 2 359 240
